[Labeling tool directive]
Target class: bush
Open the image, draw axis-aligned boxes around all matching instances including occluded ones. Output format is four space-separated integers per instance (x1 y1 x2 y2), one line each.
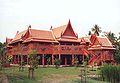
54 59 60 69
101 64 120 83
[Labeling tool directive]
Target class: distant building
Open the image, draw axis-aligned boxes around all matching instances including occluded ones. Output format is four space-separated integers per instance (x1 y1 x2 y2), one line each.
6 20 115 66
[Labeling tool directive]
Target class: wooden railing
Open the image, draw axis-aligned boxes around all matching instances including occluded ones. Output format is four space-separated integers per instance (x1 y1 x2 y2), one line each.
53 45 84 54
10 43 86 55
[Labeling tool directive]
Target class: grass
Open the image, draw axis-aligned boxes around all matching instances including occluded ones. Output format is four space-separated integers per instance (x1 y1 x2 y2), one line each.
0 66 109 83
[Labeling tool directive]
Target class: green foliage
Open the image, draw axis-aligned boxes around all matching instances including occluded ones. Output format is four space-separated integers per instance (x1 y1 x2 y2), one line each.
28 50 38 69
54 58 60 69
28 49 38 79
6 55 13 63
0 42 7 70
104 31 120 64
101 64 120 83
74 56 79 67
91 24 102 36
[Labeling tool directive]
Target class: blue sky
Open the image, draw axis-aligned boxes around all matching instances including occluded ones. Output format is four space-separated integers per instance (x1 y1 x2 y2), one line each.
0 0 120 42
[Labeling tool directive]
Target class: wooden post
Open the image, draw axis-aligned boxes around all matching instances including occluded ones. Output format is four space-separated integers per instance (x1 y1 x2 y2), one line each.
42 54 44 66
65 57 67 65
82 55 84 64
27 55 29 65
52 54 54 65
59 43 61 65
72 44 74 65
72 54 74 65
18 55 19 64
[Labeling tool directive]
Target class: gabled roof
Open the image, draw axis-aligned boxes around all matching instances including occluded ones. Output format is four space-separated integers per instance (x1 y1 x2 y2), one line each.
29 29 54 40
52 20 77 40
62 20 77 38
10 27 55 44
6 37 13 44
97 36 113 47
79 36 91 44
88 34 115 50
51 25 67 39
10 30 27 44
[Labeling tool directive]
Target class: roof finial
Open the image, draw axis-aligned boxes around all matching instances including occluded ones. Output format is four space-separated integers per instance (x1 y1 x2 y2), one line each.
68 19 71 24
50 26 52 30
17 31 19 34
28 25 31 28
15 31 19 36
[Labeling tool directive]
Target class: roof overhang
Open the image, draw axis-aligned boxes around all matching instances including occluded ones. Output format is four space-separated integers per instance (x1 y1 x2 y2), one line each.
23 38 58 43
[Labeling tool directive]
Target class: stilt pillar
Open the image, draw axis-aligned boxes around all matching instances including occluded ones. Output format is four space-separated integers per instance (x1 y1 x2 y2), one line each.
72 54 74 65
59 54 61 60
27 55 29 65
52 54 54 65
65 57 67 65
17 55 20 64
82 55 84 63
42 54 44 65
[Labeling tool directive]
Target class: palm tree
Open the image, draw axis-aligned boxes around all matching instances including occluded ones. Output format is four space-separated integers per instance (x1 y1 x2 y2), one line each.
88 31 92 35
104 31 117 44
91 24 102 36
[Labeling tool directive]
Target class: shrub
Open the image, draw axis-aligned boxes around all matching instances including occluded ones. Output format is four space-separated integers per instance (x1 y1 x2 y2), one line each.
54 59 60 69
101 64 120 83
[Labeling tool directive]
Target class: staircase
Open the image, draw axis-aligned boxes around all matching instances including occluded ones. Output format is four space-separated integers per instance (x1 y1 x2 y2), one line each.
88 55 101 66
88 53 115 66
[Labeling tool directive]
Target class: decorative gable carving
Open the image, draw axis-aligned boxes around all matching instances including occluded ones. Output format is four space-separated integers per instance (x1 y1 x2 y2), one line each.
21 25 31 40
62 20 77 39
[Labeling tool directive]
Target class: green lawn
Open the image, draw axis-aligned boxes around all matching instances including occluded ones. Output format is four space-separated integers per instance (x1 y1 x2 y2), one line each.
0 66 109 83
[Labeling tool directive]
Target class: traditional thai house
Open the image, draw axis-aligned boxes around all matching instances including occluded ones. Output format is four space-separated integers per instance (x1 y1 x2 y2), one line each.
6 20 115 66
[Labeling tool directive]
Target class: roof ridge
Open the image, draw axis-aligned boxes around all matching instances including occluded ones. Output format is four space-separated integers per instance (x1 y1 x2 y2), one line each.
30 28 51 32
52 24 67 29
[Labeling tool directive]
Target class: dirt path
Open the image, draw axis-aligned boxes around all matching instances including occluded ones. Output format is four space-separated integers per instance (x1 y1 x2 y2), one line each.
0 75 9 83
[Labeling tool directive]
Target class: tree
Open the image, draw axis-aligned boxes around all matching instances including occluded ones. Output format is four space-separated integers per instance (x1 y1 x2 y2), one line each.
18 43 25 72
28 49 38 79
88 31 92 35
104 31 117 44
54 58 60 69
0 42 6 70
104 31 120 64
91 24 102 36
74 56 79 67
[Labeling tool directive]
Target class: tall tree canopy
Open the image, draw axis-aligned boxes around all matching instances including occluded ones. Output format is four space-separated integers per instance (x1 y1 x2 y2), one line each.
0 42 6 70
91 24 102 36
104 31 120 64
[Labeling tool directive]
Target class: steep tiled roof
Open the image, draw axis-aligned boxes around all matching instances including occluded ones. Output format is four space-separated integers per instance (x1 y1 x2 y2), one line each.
88 35 115 50
30 29 54 40
12 30 27 41
79 36 91 43
6 38 13 44
97 37 112 47
10 28 55 44
52 25 67 39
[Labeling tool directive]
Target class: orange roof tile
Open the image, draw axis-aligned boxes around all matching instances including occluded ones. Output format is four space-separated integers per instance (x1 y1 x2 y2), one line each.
58 38 80 42
79 36 91 43
12 30 27 42
30 29 54 40
6 38 13 44
10 28 55 44
52 25 67 39
97 37 112 47
88 47 115 50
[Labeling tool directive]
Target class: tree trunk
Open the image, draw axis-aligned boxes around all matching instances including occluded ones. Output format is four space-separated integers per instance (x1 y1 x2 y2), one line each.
28 67 34 79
